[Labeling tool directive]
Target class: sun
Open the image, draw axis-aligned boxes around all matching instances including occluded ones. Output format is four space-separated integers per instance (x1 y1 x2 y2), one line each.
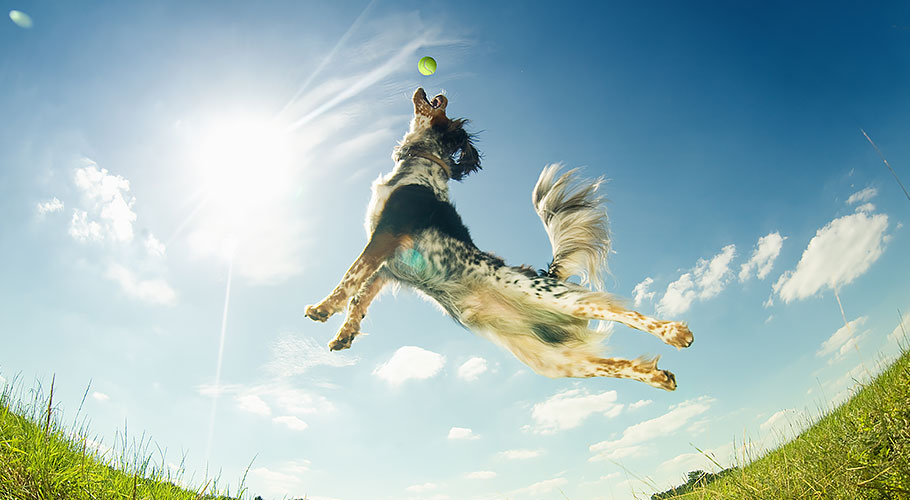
192 117 294 226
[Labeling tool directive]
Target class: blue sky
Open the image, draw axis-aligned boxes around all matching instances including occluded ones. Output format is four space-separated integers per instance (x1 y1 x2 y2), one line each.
2 1 910 499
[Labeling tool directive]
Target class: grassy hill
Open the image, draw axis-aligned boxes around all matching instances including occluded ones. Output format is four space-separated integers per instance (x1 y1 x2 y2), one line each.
0 377 246 500
651 347 910 499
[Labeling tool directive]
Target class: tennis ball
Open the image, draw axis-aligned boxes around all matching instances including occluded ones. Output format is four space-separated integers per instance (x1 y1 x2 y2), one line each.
418 56 437 76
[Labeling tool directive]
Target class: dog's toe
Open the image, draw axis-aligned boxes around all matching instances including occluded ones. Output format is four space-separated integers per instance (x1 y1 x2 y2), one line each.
305 304 331 322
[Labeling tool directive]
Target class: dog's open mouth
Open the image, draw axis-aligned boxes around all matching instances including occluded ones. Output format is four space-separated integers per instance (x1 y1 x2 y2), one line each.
414 88 447 112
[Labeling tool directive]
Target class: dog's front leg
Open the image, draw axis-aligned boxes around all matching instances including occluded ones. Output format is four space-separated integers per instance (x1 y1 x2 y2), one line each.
305 231 405 323
328 270 389 351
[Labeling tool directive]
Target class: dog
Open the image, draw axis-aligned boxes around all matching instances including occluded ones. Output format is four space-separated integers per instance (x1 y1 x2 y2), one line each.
305 88 693 390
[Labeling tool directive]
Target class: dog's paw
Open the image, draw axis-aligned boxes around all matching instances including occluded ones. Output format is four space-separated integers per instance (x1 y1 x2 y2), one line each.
328 334 355 351
650 369 677 392
305 304 333 322
664 322 694 349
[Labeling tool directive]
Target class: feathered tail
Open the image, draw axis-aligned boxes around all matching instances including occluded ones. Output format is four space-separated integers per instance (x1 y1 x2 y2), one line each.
532 164 611 291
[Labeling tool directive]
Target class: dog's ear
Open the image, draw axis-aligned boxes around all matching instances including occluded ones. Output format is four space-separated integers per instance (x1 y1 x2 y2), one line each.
442 119 482 180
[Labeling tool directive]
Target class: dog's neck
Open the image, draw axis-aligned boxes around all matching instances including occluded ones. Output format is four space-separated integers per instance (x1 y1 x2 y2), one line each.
400 151 452 179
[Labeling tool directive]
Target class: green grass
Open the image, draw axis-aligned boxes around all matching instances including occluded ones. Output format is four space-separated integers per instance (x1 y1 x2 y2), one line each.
651 346 910 500
0 375 250 500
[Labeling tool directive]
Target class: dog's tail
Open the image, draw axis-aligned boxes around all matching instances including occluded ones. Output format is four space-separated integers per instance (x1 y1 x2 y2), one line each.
532 164 610 291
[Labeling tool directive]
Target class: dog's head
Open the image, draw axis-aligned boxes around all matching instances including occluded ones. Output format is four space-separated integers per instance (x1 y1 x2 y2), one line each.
395 88 481 181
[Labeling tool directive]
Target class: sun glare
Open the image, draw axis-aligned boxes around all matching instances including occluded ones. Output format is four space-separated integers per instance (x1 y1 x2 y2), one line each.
193 118 294 226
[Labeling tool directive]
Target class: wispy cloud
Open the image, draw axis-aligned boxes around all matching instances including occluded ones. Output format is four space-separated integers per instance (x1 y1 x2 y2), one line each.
265 332 358 378
846 186 877 204
247 460 311 499
36 197 63 215
236 394 271 416
817 316 870 364
632 277 655 307
630 399 652 410
373 346 445 386
273 415 309 431
91 391 110 402
773 211 889 303
406 482 438 493
658 245 736 316
457 357 488 381
512 477 568 496
739 232 785 281
499 449 542 460
196 381 336 417
447 427 480 440
887 309 910 345
590 397 715 461
527 388 623 435
105 263 177 305
465 471 496 479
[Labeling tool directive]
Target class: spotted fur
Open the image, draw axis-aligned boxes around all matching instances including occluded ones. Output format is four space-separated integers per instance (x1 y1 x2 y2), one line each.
306 88 693 391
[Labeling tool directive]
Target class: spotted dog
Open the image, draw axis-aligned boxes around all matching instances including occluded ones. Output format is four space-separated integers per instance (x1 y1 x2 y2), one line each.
305 88 693 390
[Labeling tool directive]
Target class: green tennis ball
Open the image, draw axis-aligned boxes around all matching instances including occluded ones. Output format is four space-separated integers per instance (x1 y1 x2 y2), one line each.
418 56 437 76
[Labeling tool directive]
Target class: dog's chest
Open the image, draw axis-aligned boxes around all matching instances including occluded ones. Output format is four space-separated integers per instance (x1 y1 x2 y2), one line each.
363 162 449 235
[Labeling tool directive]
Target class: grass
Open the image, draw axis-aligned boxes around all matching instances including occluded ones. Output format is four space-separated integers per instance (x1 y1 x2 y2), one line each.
0 375 250 500
650 345 910 500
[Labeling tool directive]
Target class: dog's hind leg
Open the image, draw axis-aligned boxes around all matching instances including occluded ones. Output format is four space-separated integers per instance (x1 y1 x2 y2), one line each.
486 332 677 391
577 355 677 391
328 270 389 351
569 297 694 349
306 231 408 323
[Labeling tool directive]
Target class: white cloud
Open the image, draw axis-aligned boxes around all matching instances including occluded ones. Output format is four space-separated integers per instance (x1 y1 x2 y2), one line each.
817 316 870 363
70 160 137 243
632 277 655 307
499 449 542 460
37 197 64 215
457 357 488 381
658 273 696 317
105 263 177 305
0 375 6 387
447 427 479 440
236 394 271 416
590 397 715 461
658 245 736 316
91 391 110 402
196 382 335 417
529 388 623 435
847 186 877 204
760 408 802 433
145 234 166 257
739 232 785 281
630 399 652 410
247 461 311 499
657 442 737 479
265 333 358 377
465 471 496 479
856 202 876 213
373 346 445 386
887 310 910 345
406 482 438 493
773 211 889 303
273 415 309 431
512 477 568 496
696 244 737 299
